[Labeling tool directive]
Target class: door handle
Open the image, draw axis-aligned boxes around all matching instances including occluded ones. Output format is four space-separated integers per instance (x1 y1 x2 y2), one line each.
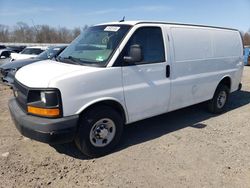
166 65 170 78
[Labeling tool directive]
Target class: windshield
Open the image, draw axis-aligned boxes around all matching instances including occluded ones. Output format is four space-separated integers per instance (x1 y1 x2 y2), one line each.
21 48 44 55
59 25 131 66
37 46 65 60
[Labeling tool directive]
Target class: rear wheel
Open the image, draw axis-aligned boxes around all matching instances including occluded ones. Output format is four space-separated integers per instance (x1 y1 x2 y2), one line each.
75 105 123 157
207 84 229 114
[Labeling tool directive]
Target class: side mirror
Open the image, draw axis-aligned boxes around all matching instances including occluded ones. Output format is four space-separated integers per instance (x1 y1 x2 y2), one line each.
124 44 142 63
0 56 6 59
48 53 54 59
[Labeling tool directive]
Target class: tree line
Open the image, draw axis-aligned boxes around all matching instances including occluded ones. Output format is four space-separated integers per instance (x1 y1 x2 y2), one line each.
0 22 88 43
243 31 250 46
0 22 250 46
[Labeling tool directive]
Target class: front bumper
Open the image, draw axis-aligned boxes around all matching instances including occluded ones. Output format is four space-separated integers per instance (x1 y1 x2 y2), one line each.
8 98 79 144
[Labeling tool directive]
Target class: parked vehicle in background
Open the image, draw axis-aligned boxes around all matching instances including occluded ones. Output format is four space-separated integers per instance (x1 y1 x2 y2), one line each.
8 21 244 157
0 45 6 49
248 53 250 65
10 46 47 61
7 45 26 53
244 47 250 65
0 45 26 60
0 49 14 59
0 45 67 86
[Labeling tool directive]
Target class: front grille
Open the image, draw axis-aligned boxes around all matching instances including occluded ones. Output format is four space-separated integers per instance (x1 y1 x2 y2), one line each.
13 79 29 112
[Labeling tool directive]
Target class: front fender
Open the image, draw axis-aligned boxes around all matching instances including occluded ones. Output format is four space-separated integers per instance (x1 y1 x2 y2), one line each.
76 97 129 123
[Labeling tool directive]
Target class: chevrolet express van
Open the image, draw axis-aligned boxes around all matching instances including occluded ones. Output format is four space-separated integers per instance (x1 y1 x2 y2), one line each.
8 21 244 157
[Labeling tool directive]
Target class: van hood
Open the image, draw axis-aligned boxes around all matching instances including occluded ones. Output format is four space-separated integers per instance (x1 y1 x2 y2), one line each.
15 60 87 88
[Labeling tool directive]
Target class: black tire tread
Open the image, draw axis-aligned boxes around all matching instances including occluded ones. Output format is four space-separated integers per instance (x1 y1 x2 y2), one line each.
75 105 123 157
207 84 230 114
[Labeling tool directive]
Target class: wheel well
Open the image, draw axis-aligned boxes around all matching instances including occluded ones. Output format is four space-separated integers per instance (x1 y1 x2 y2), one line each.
219 77 231 90
80 100 126 123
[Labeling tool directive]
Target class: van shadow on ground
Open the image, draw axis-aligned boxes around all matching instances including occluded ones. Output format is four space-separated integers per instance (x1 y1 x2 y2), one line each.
51 90 250 159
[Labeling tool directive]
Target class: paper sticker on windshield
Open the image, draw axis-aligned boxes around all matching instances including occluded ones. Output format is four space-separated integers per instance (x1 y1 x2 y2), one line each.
53 48 60 51
104 26 120 32
96 56 104 61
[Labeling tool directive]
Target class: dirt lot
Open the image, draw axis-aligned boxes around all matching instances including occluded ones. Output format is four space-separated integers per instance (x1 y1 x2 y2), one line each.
0 67 250 188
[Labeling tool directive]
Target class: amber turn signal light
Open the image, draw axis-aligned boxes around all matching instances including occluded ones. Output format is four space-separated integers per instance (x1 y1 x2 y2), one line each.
27 106 60 117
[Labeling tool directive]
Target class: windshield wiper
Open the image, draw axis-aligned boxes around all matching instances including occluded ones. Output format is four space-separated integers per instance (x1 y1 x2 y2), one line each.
59 56 83 65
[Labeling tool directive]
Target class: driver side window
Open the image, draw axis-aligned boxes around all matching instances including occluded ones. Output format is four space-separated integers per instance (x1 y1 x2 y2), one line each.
125 27 165 64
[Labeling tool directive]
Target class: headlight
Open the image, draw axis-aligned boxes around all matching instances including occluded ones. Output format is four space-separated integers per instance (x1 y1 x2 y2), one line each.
40 92 46 103
27 89 62 118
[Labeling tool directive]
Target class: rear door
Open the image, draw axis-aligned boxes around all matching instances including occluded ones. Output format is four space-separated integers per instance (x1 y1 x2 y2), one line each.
121 26 171 123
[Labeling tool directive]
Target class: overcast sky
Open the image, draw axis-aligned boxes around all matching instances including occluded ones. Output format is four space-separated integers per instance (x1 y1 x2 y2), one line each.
0 0 249 32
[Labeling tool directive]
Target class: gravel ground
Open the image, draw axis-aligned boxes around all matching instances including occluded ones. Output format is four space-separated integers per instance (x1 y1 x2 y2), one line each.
0 67 250 188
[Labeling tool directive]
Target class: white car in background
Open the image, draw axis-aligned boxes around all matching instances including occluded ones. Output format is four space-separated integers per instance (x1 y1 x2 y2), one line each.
10 46 48 61
0 48 14 59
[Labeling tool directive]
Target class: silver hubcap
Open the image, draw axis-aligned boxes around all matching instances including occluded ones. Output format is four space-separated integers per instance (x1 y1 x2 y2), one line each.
89 118 116 147
217 91 227 108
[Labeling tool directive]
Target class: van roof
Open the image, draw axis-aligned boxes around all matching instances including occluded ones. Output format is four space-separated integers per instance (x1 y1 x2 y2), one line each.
96 20 239 32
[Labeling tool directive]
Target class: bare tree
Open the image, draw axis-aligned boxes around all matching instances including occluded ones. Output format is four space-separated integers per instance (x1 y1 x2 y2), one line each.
0 22 86 43
243 32 250 46
83 24 88 31
73 27 81 39
12 22 29 42
0 22 84 43
0 24 10 42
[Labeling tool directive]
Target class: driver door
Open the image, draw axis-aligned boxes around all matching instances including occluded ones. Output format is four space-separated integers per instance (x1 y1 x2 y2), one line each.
121 26 171 123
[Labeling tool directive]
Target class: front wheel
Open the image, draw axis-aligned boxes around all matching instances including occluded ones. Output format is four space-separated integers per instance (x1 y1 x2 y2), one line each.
207 84 230 114
75 105 123 157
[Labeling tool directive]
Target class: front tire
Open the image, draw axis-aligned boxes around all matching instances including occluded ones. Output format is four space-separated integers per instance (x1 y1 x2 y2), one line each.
207 84 230 114
75 105 123 157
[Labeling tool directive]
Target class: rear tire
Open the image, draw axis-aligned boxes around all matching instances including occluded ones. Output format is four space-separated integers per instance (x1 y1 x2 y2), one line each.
75 105 123 157
207 84 229 114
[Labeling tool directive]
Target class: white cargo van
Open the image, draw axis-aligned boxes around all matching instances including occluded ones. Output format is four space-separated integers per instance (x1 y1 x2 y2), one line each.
8 21 244 157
